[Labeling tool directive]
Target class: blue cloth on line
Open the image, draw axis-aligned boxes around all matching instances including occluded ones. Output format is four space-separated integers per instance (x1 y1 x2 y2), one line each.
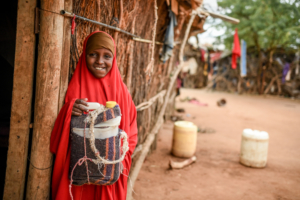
160 6 177 63
240 39 247 77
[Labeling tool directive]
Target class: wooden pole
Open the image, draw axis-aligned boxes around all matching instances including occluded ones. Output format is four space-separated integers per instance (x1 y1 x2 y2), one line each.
113 0 123 42
145 0 158 74
126 8 200 200
94 0 100 31
126 17 136 94
3 0 37 199
58 0 72 111
26 0 64 199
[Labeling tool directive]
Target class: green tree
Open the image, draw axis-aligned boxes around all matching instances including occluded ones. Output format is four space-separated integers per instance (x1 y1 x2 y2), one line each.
216 0 300 93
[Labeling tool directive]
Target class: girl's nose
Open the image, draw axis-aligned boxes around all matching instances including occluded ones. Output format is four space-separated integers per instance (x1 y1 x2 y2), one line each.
96 56 104 64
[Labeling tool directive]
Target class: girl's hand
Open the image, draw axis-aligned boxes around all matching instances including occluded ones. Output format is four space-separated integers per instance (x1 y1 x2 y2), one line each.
72 98 89 116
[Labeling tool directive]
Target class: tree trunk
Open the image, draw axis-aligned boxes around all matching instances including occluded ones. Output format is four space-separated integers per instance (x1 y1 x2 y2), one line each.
260 49 274 94
25 0 64 199
3 0 37 199
253 32 263 94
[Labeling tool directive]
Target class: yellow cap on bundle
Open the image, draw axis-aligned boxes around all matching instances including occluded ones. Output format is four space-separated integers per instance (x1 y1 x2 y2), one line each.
106 101 117 108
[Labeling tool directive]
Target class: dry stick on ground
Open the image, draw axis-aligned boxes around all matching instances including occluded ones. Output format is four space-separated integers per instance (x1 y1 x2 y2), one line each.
169 156 197 169
126 8 200 200
145 0 158 74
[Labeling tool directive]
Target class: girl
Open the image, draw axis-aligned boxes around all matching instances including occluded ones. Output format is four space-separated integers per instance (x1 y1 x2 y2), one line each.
50 31 137 200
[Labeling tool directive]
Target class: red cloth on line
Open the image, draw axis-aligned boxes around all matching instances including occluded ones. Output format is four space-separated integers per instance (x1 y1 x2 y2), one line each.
231 29 241 69
200 48 206 62
50 31 138 200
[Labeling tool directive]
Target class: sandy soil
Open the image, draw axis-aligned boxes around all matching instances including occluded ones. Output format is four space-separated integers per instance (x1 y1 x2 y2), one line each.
133 88 300 200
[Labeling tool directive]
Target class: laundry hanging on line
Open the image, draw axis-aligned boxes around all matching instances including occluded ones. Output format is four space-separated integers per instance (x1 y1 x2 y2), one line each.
240 39 247 77
232 29 241 69
160 6 177 63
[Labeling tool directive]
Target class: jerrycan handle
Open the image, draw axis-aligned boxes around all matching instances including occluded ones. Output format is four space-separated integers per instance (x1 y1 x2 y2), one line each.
87 102 101 111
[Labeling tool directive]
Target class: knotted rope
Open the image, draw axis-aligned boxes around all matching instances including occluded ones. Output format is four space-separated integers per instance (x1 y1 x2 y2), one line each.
88 109 129 165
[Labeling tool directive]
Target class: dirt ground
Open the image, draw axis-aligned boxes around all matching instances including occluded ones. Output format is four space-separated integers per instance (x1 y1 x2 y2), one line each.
133 88 300 200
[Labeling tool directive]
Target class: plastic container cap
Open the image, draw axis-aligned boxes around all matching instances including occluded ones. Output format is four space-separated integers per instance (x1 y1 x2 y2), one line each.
106 101 117 108
243 128 269 140
174 121 197 129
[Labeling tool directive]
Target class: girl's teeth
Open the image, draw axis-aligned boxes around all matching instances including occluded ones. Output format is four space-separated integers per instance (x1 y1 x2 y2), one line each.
95 67 105 70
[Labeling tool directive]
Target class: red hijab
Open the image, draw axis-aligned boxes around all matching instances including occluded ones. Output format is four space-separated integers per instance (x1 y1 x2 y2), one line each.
50 31 137 200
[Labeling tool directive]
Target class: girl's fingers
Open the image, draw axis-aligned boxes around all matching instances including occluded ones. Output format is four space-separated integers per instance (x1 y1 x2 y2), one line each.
79 99 89 106
72 110 82 116
73 103 89 112
72 107 82 113
75 98 89 106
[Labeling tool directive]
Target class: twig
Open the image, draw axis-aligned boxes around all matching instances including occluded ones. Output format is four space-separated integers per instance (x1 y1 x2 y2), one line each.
272 68 282 95
145 0 158 74
113 0 123 42
126 17 136 94
131 144 143 158
132 37 163 45
264 74 281 94
136 90 166 111
169 156 196 169
94 0 100 31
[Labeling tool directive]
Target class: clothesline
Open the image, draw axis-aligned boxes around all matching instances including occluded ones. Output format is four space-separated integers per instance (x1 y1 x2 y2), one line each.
60 10 164 45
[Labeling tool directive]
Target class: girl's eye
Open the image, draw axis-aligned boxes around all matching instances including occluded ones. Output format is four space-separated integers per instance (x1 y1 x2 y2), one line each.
105 54 112 59
89 53 97 57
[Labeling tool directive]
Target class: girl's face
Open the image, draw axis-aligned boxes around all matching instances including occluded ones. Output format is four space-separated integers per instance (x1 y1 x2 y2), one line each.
86 48 113 78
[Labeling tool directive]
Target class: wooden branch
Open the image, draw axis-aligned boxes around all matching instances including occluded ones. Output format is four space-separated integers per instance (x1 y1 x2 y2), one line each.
136 90 166 111
167 54 175 77
145 0 158 74
131 144 143 158
272 68 282 95
113 0 123 43
264 75 280 94
3 0 37 199
132 37 163 45
126 17 136 94
94 0 100 31
276 78 281 95
126 7 200 200
25 0 64 198
169 156 196 169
